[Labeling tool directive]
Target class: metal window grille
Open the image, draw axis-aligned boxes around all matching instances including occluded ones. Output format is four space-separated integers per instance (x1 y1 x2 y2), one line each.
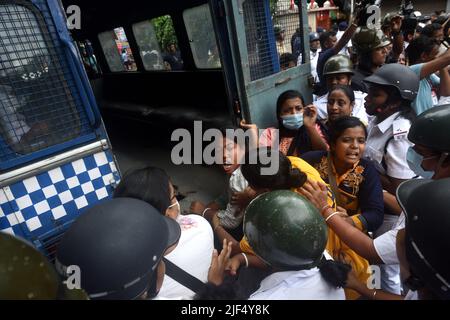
243 0 278 81
272 2 303 66
243 0 303 81
0 1 92 162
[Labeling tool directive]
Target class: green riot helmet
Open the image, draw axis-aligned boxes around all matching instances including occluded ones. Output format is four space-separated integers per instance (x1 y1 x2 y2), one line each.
0 233 60 299
352 27 391 54
382 12 402 29
244 190 328 270
364 63 420 101
408 104 450 152
323 54 354 77
397 179 450 300
56 198 181 300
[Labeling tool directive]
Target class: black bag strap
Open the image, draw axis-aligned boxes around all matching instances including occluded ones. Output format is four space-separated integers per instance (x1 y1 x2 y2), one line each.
326 153 344 208
163 258 206 294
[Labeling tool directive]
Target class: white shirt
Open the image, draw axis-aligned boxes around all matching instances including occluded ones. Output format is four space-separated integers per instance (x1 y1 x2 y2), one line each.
298 49 321 83
314 90 369 125
217 167 249 229
364 112 416 179
438 96 450 106
159 215 214 300
249 253 346 300
336 30 351 57
374 213 405 265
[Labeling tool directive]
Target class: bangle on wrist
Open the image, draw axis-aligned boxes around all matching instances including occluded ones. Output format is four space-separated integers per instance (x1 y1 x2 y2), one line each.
325 212 341 223
372 289 378 299
202 208 211 217
241 253 249 268
321 205 332 216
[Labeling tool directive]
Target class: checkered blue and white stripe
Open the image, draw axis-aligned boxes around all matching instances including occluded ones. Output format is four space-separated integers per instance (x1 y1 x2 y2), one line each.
0 150 119 239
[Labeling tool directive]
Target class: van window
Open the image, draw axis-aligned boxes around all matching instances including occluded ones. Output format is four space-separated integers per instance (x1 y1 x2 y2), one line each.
0 3 89 161
78 40 102 77
98 27 137 72
132 20 166 71
243 0 303 81
272 2 304 69
152 15 184 71
243 0 279 81
183 4 221 69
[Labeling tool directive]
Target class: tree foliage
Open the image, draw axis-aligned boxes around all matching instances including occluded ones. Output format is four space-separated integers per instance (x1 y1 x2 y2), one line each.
152 15 178 51
270 0 279 15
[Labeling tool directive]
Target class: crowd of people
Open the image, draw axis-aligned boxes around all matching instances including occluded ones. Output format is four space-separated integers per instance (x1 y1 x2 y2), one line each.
2 7 450 301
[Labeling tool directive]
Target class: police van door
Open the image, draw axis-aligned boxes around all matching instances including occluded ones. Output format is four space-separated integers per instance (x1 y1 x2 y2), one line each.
0 0 120 258
210 0 312 128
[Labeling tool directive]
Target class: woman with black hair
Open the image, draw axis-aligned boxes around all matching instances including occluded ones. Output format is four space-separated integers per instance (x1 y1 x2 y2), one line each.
259 90 329 157
406 36 450 115
302 116 384 233
359 63 420 295
113 166 216 300
245 190 349 300
324 85 357 127
350 27 391 93
363 64 419 194
227 149 371 300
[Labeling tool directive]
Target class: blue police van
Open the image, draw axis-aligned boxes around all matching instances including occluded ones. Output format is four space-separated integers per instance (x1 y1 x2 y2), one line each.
1 0 314 259
0 0 120 259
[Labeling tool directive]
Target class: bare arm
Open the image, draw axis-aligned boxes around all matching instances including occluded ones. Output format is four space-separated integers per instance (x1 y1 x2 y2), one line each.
419 49 450 80
439 67 450 97
304 105 329 152
211 214 242 256
324 209 383 264
333 23 358 55
240 120 259 150
383 191 403 216
299 181 383 264
380 175 408 196
346 271 404 300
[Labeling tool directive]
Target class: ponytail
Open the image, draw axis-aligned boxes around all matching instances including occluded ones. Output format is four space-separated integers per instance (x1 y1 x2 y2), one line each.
318 257 352 288
242 149 307 190
285 168 307 189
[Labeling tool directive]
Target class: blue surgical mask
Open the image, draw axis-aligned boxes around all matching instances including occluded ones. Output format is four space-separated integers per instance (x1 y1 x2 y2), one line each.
406 147 437 179
282 114 304 131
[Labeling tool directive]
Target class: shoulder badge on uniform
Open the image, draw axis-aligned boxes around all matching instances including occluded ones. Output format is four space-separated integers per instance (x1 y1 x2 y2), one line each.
393 118 411 141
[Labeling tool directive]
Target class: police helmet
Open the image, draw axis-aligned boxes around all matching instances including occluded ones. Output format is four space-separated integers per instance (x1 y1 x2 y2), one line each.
408 104 450 152
364 64 420 101
352 27 391 54
309 32 320 42
56 198 181 300
397 179 450 299
244 190 327 270
382 12 402 28
0 233 61 299
323 54 354 77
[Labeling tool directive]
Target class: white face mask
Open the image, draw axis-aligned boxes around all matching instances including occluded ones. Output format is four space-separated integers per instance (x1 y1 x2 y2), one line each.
167 201 181 220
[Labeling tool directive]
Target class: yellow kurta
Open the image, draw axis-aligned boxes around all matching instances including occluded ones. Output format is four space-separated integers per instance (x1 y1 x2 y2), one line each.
240 156 370 300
